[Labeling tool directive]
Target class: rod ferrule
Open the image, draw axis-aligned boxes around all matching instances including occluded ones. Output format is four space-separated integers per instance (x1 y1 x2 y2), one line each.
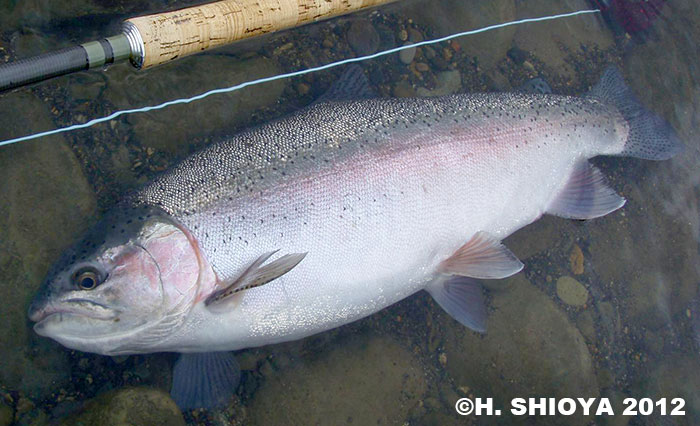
122 21 145 68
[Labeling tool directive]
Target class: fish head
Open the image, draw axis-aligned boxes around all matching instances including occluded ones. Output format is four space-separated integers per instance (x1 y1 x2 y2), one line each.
28 204 205 355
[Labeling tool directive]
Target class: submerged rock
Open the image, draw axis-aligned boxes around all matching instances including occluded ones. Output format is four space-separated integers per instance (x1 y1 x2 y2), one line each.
504 214 563 261
589 180 698 329
347 20 380 56
416 70 462 97
403 0 516 71
248 334 427 425
556 276 589 307
399 44 416 64
638 354 700 424
102 55 284 155
443 275 598 425
512 0 614 80
0 400 12 426
0 93 97 397
62 387 184 426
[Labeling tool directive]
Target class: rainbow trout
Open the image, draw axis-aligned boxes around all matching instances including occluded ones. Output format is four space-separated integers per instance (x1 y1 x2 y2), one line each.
28 67 681 408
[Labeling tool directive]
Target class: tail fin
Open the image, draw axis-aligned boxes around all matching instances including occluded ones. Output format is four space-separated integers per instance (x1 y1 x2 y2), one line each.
587 67 684 160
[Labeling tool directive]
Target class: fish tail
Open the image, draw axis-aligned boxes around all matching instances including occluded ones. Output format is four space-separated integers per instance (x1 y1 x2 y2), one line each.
588 66 684 160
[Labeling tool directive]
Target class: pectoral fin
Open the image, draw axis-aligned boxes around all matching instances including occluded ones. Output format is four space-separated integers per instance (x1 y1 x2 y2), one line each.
205 250 307 310
439 231 523 279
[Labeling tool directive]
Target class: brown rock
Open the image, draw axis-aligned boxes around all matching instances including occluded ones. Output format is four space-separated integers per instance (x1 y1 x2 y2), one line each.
248 335 426 425
570 244 584 275
62 387 184 426
443 275 598 425
0 93 96 398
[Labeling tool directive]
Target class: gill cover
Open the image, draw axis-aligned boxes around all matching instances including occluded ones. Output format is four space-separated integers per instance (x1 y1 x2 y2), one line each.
28 204 203 355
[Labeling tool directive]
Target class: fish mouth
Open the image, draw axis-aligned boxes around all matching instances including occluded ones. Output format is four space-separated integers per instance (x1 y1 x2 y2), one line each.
30 298 119 325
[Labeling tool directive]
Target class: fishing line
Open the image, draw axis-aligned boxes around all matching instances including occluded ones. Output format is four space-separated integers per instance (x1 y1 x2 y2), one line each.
0 8 600 148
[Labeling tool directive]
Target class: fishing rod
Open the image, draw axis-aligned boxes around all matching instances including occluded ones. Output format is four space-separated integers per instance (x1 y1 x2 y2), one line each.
0 9 602 148
0 0 397 92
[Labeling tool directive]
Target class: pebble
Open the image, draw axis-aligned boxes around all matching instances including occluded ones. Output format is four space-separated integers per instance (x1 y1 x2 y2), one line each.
407 28 423 42
399 43 416 64
556 276 589 307
570 244 584 275
442 47 453 61
397 29 408 41
423 46 436 60
415 62 429 72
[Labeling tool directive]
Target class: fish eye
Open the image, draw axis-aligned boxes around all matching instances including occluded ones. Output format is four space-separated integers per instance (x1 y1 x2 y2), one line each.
73 267 101 290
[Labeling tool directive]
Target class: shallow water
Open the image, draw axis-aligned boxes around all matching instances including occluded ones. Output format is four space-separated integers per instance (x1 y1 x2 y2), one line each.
0 0 698 424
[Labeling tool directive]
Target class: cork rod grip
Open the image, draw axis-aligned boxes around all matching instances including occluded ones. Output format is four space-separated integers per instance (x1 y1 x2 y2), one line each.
124 0 396 68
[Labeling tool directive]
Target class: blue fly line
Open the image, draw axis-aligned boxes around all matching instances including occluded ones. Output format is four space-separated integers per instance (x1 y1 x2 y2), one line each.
0 8 600 148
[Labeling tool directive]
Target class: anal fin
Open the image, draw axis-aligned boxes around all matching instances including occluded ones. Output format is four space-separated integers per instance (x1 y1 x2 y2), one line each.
439 231 523 279
171 352 241 410
426 276 486 333
547 161 626 220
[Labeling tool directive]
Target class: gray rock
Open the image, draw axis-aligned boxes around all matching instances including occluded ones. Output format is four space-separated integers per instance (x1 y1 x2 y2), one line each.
0 92 97 398
399 43 416 64
347 20 380 56
443 275 598 425
102 55 284 155
639 354 700 424
417 70 461 97
248 334 427 425
556 276 589 307
62 387 184 426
